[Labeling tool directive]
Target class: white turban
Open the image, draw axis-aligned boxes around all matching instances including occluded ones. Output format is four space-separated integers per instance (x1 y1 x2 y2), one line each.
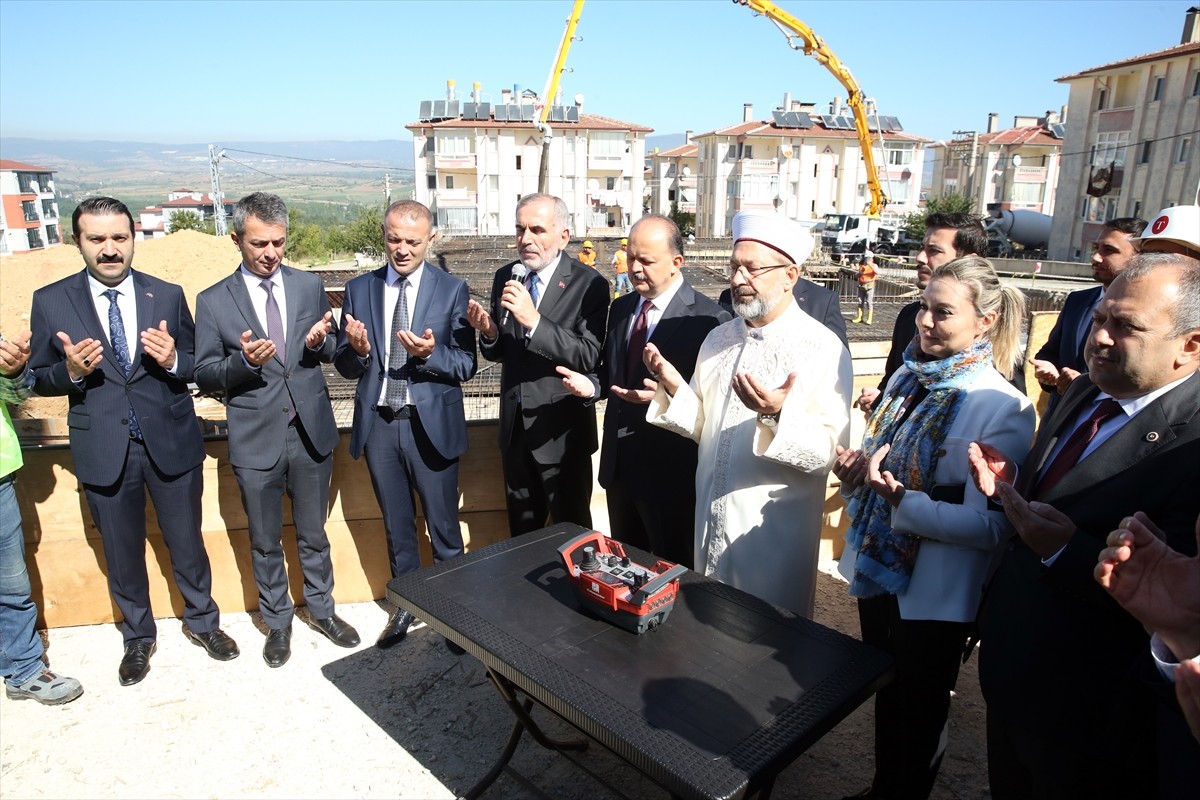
732 211 816 265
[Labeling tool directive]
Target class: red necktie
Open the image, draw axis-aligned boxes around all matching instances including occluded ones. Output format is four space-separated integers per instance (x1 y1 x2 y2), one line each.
624 300 654 387
1034 398 1123 498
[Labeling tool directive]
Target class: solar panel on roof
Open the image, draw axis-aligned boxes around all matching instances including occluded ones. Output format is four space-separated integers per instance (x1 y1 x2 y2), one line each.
1049 123 1065 139
566 106 579 122
477 102 492 120
446 100 460 118
773 110 788 127
820 114 837 128
519 105 535 121
419 100 433 121
431 100 447 119
794 111 813 128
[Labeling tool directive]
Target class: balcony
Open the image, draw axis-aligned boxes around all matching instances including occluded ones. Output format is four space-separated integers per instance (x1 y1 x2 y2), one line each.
433 188 478 205
434 153 477 169
587 154 624 170
731 158 778 176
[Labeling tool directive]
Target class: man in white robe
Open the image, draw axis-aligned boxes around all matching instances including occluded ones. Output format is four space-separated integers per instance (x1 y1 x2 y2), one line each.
643 212 852 617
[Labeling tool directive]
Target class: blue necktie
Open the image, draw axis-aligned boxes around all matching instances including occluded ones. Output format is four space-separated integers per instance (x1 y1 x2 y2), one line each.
526 271 540 307
103 289 142 440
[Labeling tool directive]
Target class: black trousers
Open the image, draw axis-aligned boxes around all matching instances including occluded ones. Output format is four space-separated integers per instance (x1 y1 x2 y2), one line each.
501 422 592 536
857 593 971 800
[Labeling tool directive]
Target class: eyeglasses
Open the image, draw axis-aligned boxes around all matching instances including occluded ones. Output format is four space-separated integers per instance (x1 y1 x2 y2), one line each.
730 263 791 279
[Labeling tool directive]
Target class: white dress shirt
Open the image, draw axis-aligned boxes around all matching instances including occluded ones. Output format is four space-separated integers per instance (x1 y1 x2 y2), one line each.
375 263 424 406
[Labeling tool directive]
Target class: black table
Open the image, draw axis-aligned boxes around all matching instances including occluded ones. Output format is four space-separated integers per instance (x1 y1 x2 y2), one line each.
386 523 893 800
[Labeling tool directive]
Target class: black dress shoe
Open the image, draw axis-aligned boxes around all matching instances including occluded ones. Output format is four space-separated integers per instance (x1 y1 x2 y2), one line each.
118 641 157 686
376 609 415 650
263 625 292 668
444 637 467 656
184 627 240 661
310 614 361 648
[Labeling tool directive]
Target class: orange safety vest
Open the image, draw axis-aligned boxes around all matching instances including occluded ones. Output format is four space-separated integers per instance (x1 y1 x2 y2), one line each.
613 250 628 273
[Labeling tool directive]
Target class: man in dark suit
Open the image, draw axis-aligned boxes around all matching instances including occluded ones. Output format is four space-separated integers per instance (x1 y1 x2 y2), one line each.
194 192 359 668
1029 216 1145 414
334 200 476 649
28 197 237 686
465 193 610 535
969 252 1200 798
557 215 729 567
718 273 847 348
854 212 1017 414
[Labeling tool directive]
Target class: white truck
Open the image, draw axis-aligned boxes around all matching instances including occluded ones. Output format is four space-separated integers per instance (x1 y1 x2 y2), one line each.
820 213 905 261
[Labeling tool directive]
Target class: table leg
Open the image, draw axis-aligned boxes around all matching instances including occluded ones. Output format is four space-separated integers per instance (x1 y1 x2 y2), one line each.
459 668 590 799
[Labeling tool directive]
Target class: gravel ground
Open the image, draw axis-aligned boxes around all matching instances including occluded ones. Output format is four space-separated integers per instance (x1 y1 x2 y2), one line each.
0 562 990 800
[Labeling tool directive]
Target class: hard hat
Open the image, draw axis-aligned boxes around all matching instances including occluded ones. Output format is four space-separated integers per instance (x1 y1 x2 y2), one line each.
620 238 628 245
582 240 594 248
863 250 874 260
1134 205 1200 254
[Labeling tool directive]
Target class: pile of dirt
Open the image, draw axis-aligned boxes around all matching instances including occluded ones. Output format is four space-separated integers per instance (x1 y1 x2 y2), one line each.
0 231 246 419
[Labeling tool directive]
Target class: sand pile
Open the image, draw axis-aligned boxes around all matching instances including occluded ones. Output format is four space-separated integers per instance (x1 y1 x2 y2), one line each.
0 231 245 419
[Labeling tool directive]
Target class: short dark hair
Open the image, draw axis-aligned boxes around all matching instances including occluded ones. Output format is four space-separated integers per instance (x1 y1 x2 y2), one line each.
631 214 684 258
924 212 988 257
233 192 288 234
1103 217 1149 251
72 196 135 240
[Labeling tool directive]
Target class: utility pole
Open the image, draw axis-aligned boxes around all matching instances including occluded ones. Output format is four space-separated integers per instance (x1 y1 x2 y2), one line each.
952 129 979 205
209 145 228 236
384 173 391 206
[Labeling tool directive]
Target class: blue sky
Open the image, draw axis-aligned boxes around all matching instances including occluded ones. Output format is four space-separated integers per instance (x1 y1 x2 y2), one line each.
0 0 1191 145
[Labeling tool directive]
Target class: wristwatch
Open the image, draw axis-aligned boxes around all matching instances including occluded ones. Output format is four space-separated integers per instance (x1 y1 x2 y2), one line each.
758 411 780 428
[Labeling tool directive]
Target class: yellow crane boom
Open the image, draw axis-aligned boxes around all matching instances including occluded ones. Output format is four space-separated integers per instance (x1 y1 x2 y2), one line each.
733 0 890 216
536 0 586 194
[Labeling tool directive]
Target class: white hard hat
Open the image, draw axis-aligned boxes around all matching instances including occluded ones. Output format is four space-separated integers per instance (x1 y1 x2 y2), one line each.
863 250 874 259
1134 205 1200 254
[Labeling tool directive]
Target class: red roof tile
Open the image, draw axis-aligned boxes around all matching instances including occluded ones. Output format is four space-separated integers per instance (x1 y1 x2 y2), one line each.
1057 42 1200 81
940 125 1062 148
653 143 699 158
0 160 55 173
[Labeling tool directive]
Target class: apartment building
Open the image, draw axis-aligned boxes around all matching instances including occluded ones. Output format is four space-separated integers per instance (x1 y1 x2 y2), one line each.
647 135 698 218
0 160 61 254
927 112 1065 216
136 189 235 240
692 97 929 237
407 83 652 236
1048 7 1200 260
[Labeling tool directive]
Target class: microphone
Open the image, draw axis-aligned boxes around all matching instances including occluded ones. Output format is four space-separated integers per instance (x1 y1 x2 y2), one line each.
501 263 528 328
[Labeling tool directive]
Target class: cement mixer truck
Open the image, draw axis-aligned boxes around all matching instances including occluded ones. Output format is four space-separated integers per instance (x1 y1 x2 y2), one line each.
985 208 1052 259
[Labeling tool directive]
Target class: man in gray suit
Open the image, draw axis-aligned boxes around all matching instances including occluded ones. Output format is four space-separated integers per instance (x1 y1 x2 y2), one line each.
194 192 359 668
28 197 237 686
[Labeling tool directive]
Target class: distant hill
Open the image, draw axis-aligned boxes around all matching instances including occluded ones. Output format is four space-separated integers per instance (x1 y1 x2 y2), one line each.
0 138 414 174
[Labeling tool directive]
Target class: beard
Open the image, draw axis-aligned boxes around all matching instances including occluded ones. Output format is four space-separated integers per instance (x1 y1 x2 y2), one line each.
732 283 787 322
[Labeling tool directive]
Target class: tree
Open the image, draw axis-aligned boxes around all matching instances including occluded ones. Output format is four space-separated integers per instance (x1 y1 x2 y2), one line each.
329 206 385 261
668 202 696 237
168 210 203 233
285 207 327 265
901 193 976 240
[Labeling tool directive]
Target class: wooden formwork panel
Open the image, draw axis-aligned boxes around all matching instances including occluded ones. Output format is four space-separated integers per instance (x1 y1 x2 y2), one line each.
15 426 510 629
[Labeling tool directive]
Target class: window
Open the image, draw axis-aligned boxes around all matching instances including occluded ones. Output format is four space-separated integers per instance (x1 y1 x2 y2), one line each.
1133 201 1142 219
423 138 434 155
17 173 34 193
28 229 44 248
813 164 818 178
435 133 473 155
445 175 454 189
1007 182 1045 205
563 176 574 193
624 177 632 191
486 175 498 192
1140 140 1152 164
588 131 625 158
889 180 911 203
516 155 523 170
1152 76 1164 102
1178 138 1192 164
732 174 779 202
437 207 477 235
605 177 615 190
46 225 59 244
41 200 55 217
886 147 913 166
563 136 575 157
21 201 37 221
1193 71 1200 97
1097 88 1107 110
1092 131 1129 167
1082 191 1121 223
737 143 753 160
427 175 436 190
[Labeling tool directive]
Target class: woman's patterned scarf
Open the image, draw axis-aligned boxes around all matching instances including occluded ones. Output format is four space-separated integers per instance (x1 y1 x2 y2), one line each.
845 336 993 597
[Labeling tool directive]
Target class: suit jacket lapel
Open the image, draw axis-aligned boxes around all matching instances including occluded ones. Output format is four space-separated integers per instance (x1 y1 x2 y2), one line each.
130 271 155 377
370 267 387 370
1041 373 1198 504
537 256 573 314
608 295 635 386
410 262 436 334
1018 381 1098 496
225 269 265 342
